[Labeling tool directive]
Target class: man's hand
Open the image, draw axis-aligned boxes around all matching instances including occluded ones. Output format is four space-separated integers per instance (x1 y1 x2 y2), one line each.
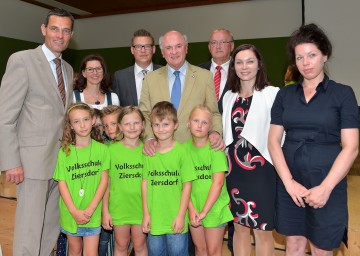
209 132 225 151
6 166 24 184
143 139 157 156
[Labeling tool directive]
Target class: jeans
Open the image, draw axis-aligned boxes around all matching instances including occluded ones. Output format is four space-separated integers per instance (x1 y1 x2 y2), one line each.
98 228 113 256
148 233 189 256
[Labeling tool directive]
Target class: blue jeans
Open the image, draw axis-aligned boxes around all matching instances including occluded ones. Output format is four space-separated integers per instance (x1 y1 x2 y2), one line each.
98 228 113 256
148 233 189 256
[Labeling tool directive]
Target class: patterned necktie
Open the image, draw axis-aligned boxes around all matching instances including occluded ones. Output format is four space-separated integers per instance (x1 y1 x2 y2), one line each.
54 58 66 106
171 71 181 109
141 69 148 80
214 65 222 101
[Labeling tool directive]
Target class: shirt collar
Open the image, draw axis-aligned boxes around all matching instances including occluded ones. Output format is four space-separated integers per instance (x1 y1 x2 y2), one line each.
134 62 153 75
42 44 62 63
295 74 329 92
167 61 188 77
211 58 231 70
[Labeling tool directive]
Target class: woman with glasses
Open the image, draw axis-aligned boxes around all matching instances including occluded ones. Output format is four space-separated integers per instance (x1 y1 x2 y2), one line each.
74 54 119 110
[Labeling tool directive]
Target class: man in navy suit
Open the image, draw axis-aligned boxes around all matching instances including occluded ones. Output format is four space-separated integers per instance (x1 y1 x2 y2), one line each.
112 29 161 106
199 28 234 113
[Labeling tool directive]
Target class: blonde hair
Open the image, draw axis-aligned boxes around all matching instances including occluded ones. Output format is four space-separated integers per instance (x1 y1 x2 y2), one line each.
189 104 212 123
117 106 146 141
61 103 103 155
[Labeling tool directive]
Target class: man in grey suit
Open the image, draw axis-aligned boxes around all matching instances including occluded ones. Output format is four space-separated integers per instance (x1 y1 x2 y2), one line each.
199 28 234 114
139 30 225 154
0 8 74 256
112 29 161 106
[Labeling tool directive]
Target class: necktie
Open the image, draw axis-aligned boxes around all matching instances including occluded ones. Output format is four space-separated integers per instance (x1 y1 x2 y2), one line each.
141 69 148 80
54 58 66 106
171 71 181 110
214 66 222 101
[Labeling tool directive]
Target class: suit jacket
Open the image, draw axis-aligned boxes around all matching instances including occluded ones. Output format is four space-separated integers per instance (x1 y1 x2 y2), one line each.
112 64 162 106
0 46 73 179
139 63 222 143
199 61 229 114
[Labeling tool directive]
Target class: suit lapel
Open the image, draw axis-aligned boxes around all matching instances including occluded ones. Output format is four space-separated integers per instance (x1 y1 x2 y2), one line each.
127 66 138 104
158 67 171 101
35 46 68 110
178 64 196 115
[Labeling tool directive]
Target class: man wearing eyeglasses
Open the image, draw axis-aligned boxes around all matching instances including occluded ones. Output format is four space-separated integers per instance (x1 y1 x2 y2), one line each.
139 30 224 154
112 29 162 107
0 8 74 256
199 29 234 114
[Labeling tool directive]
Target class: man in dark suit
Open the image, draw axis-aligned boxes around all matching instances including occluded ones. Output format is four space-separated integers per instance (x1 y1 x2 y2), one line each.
0 8 74 256
199 29 234 113
112 29 161 106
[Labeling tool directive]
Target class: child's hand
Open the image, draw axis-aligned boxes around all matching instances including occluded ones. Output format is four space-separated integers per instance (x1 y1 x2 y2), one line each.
84 206 95 219
102 211 113 230
72 209 90 225
142 214 151 233
198 211 207 222
189 208 201 227
172 215 185 234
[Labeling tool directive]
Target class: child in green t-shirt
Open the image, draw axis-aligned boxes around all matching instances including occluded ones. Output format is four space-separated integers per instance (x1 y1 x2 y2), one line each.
53 103 109 255
186 105 233 256
98 105 122 255
102 106 148 255
142 101 196 255
100 105 122 143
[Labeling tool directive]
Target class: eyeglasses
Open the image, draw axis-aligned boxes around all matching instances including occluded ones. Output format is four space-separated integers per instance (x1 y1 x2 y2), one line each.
48 26 72 36
209 40 234 47
132 44 153 51
85 67 103 73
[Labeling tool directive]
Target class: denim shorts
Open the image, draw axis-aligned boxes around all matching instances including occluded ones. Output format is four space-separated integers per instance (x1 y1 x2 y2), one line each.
148 232 188 256
60 226 101 237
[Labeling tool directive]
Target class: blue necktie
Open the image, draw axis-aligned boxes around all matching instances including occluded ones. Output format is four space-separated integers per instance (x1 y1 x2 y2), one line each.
171 71 181 109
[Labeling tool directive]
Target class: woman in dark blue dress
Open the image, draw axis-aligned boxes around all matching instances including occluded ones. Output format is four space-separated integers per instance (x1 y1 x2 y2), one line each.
268 24 359 255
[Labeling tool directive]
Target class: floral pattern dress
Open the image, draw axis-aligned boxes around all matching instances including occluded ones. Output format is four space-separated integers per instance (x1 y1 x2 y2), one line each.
226 95 276 230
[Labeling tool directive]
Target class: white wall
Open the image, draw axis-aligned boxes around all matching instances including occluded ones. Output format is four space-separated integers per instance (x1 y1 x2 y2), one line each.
75 0 302 49
305 0 360 101
0 0 48 44
0 0 302 50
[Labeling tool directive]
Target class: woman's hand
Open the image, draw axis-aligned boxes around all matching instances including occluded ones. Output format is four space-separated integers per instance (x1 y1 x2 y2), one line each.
284 179 309 208
302 184 331 209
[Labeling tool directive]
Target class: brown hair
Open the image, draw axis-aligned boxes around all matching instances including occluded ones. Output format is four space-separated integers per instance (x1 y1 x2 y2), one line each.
61 103 103 155
150 101 178 124
227 44 269 93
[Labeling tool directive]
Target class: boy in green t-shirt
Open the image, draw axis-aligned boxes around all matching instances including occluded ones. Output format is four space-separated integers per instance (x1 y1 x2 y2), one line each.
142 101 196 255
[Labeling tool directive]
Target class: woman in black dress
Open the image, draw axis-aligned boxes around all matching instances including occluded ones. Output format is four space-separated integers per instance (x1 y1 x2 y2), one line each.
222 44 279 255
268 24 359 255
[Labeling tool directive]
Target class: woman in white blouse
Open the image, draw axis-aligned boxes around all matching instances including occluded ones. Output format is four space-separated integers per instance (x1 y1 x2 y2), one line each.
73 54 119 110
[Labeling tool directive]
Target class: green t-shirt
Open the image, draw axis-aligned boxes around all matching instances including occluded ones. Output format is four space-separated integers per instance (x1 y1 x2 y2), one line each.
143 142 196 235
184 140 233 227
108 141 144 225
53 140 110 234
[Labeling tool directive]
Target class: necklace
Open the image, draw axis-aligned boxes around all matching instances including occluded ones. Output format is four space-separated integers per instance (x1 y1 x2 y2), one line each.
74 141 92 197
85 89 101 105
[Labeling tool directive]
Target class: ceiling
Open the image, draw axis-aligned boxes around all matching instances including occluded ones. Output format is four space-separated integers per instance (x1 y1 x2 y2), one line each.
21 0 249 19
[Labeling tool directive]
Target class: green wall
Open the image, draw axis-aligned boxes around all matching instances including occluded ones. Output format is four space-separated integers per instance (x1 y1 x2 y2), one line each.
1 36 290 87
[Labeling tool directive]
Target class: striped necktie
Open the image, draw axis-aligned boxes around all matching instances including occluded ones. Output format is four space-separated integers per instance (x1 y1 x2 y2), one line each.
214 65 221 101
54 58 66 106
